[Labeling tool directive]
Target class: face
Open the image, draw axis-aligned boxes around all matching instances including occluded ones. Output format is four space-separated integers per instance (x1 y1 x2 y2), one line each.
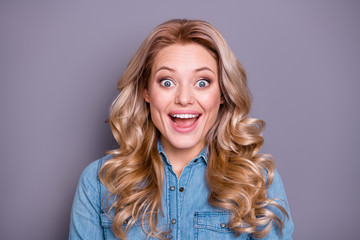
144 43 223 157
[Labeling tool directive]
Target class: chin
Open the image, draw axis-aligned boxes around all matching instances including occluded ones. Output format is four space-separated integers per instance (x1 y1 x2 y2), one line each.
167 135 204 151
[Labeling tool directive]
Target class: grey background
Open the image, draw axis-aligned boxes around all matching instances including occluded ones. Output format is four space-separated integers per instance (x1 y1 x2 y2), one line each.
1 1 359 239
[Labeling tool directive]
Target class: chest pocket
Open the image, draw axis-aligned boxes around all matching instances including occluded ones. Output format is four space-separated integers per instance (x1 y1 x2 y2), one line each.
100 212 170 240
194 211 249 240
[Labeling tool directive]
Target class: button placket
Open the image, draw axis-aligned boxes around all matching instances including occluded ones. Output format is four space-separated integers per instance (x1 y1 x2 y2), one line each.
167 166 178 236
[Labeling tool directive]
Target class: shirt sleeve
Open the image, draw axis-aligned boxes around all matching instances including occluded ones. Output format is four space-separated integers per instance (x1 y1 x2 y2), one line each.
256 169 294 240
69 159 104 240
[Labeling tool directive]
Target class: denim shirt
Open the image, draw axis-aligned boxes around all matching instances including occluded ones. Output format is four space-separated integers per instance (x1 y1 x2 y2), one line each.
69 142 294 239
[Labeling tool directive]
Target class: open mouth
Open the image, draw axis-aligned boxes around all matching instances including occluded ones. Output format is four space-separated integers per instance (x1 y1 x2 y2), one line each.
169 113 201 128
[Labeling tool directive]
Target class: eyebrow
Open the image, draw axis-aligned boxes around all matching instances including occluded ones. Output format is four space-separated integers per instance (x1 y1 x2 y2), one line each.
195 67 216 75
155 66 216 75
155 66 175 73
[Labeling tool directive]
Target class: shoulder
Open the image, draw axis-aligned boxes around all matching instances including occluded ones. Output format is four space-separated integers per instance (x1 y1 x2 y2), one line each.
80 155 112 179
267 168 287 199
70 155 113 238
77 155 113 195
265 168 295 238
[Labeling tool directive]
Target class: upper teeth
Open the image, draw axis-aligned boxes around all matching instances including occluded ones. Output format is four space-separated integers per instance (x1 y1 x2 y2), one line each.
171 114 199 119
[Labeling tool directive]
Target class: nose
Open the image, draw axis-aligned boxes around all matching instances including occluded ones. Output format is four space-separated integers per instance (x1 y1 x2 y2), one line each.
175 85 194 106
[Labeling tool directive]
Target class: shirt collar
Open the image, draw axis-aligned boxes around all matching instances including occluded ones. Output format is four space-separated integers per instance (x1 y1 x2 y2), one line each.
157 139 208 165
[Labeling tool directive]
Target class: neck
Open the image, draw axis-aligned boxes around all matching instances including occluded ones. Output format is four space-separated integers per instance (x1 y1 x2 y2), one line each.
160 138 204 178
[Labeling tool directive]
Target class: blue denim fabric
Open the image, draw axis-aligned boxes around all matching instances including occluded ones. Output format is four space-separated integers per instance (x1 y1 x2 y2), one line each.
69 142 294 239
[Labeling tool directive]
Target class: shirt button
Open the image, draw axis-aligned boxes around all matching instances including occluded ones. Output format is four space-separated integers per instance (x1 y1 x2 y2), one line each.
170 186 175 191
179 187 184 192
171 219 177 224
220 223 226 228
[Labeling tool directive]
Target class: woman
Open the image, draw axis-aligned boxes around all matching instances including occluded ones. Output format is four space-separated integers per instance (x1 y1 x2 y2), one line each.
69 19 294 239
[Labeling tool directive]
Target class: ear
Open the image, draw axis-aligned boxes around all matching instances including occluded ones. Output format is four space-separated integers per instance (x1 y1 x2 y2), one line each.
144 88 150 102
220 95 225 104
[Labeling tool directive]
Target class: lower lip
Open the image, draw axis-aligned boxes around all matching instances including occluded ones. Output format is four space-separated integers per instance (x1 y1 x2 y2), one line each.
168 116 200 133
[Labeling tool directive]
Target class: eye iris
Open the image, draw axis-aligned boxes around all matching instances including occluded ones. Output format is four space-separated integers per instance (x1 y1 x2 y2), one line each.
199 81 206 87
164 81 171 87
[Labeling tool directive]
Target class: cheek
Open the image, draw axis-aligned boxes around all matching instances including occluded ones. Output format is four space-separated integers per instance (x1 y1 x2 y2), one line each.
148 93 171 126
201 93 222 125
149 94 167 112
200 91 222 110
149 88 174 109
148 103 163 131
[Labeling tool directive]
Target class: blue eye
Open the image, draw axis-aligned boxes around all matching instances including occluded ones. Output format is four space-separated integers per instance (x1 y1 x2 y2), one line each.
160 79 174 88
196 79 209 88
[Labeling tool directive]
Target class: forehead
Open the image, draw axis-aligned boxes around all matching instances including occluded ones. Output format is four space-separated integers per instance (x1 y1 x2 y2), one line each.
152 43 218 73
